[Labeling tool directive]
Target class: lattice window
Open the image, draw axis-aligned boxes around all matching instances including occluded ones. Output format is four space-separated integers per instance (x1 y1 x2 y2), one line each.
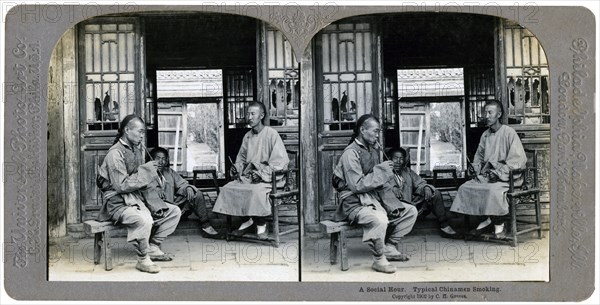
225 69 255 128
504 21 550 125
81 22 137 130
320 22 374 131
382 76 397 130
465 67 496 127
266 26 300 127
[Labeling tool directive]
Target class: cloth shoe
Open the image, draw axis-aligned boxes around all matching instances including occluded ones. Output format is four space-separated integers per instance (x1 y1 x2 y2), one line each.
494 223 506 239
439 225 462 239
371 256 396 273
383 244 409 262
148 244 172 261
238 218 254 231
136 256 160 273
469 218 493 236
200 225 223 239
256 224 268 240
148 243 164 255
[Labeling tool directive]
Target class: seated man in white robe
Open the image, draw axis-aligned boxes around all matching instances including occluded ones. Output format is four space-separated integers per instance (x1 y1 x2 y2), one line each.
212 102 289 240
450 100 527 238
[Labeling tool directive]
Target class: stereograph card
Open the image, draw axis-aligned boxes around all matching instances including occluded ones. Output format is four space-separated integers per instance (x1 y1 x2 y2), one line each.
1 1 596 302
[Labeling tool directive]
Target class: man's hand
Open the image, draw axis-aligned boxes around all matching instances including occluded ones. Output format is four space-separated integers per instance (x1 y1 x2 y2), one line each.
186 187 195 201
488 171 499 183
423 187 433 201
250 171 262 183
382 160 394 170
392 185 402 199
145 160 159 170
229 166 239 180
467 163 477 178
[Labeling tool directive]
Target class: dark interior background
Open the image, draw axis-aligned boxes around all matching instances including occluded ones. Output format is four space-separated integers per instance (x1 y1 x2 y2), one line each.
144 14 257 178
380 13 496 158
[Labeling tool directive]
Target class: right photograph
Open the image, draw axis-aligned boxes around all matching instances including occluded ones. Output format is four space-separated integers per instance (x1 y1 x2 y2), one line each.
301 12 550 281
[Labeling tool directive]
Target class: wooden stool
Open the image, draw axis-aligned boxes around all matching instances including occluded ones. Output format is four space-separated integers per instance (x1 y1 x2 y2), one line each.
83 220 118 271
320 220 353 271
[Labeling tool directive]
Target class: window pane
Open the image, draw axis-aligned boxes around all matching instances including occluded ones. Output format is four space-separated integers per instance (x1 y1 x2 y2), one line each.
430 102 463 170
186 103 220 172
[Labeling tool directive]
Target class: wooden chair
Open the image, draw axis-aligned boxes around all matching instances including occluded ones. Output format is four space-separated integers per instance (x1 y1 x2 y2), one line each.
469 149 543 247
505 149 543 246
226 149 300 247
269 149 301 247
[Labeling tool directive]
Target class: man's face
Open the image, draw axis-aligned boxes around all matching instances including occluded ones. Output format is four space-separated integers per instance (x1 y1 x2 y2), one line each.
246 105 264 128
484 104 501 127
392 151 406 171
360 118 381 146
125 119 146 146
154 152 168 171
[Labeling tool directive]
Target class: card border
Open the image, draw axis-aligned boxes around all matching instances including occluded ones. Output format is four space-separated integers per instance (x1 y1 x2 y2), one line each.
2 3 596 302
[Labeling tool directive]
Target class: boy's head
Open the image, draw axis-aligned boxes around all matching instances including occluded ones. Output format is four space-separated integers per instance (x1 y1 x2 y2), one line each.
150 147 169 171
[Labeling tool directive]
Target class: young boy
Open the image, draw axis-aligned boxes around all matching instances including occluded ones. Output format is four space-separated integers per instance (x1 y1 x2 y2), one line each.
150 147 220 239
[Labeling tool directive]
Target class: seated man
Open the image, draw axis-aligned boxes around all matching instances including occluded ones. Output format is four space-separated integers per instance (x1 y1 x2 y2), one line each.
332 114 417 274
212 102 289 240
450 100 527 238
97 115 181 274
149 147 220 239
387 147 459 238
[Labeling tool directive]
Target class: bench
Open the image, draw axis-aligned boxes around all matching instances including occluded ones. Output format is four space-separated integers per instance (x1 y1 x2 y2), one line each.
319 220 354 271
83 220 118 271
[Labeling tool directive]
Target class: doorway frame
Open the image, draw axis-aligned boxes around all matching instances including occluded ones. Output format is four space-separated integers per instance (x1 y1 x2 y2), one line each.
397 95 467 176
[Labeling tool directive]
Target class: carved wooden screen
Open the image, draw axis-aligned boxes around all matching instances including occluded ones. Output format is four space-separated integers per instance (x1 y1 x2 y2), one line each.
504 21 550 125
266 25 299 127
503 21 550 205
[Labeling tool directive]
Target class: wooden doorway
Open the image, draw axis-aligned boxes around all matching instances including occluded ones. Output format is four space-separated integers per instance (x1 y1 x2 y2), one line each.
314 19 381 223
155 69 225 176
78 18 143 221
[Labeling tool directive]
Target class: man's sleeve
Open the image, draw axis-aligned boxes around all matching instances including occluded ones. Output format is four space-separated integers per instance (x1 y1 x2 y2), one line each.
341 150 392 194
493 130 527 181
104 149 158 194
472 133 486 174
254 132 290 182
235 133 248 174
173 170 196 196
410 170 431 194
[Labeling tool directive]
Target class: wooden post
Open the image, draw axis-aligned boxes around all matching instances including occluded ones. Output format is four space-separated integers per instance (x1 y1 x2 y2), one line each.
300 42 317 231
48 35 66 238
62 28 80 229
494 18 508 124
173 116 181 171
416 116 424 175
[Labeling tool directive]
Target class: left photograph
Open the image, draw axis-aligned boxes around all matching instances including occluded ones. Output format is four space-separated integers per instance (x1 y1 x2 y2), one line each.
47 12 300 281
